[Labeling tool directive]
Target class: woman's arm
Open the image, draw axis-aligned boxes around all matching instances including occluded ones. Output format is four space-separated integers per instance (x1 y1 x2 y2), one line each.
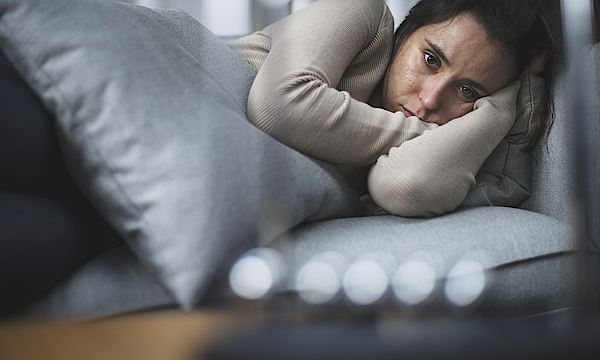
230 0 437 166
368 81 521 217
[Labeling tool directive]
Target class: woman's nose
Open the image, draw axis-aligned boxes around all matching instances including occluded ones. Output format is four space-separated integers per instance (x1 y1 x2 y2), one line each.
418 81 444 111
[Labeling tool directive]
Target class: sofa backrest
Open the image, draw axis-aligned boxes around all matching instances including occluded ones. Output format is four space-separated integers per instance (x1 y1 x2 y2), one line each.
521 43 600 251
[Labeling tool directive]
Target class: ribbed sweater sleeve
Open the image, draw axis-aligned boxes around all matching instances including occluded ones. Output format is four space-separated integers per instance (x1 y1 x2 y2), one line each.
368 81 521 217
228 0 437 166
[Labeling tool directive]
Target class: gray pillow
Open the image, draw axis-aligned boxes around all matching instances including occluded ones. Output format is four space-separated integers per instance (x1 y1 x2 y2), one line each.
460 74 544 207
0 0 362 308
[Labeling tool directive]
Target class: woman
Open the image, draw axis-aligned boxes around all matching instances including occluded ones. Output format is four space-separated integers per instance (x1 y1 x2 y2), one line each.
228 0 561 216
0 0 560 313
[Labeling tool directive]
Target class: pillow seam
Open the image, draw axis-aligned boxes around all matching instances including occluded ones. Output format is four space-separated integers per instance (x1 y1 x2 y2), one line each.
514 75 536 145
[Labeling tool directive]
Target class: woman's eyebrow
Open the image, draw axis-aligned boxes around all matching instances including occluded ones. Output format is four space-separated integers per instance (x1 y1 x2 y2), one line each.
426 39 451 66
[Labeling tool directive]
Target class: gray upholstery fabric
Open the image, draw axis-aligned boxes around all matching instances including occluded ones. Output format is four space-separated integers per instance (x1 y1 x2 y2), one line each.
579 44 599 251
483 251 599 315
22 246 175 320
246 206 598 315
585 45 600 251
244 252 600 317
0 0 362 309
25 207 597 319
460 74 543 208
521 69 575 223
279 207 574 281
522 43 600 250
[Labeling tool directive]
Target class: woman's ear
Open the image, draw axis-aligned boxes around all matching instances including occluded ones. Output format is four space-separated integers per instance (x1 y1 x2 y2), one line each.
522 47 549 77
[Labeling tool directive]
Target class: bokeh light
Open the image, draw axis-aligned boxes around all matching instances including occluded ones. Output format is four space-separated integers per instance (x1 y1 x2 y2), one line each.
392 259 436 305
229 248 282 300
444 259 486 307
342 259 389 305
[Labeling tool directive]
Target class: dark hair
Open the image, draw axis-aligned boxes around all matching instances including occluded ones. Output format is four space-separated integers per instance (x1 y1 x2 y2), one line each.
393 0 563 146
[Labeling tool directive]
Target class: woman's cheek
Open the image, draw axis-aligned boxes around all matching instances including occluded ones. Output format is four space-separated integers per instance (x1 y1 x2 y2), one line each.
447 102 476 122
464 101 477 114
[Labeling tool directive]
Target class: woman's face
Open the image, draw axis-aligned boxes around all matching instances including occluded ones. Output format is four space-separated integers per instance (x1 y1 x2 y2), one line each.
383 13 516 125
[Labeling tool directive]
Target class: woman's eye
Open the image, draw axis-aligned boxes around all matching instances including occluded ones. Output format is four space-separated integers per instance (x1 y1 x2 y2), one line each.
424 52 439 68
459 86 476 99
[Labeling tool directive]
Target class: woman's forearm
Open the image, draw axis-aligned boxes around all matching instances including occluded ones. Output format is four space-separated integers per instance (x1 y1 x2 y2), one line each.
232 0 437 166
368 81 521 216
248 82 437 165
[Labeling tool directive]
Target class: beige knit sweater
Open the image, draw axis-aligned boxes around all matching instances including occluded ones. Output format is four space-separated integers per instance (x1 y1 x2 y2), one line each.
228 0 519 217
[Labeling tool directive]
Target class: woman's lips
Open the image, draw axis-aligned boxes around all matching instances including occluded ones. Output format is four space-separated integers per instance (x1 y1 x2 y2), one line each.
401 106 417 119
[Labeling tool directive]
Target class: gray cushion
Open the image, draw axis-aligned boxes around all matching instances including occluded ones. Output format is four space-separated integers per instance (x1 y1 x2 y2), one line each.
232 206 599 315
460 74 543 208
0 0 362 309
286 207 573 272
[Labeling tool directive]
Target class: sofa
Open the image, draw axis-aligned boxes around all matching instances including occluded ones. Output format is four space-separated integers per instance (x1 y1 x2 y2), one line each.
0 0 598 320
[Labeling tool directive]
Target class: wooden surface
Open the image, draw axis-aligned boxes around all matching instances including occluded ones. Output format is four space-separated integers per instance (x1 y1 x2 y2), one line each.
2 309 599 360
0 310 254 360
